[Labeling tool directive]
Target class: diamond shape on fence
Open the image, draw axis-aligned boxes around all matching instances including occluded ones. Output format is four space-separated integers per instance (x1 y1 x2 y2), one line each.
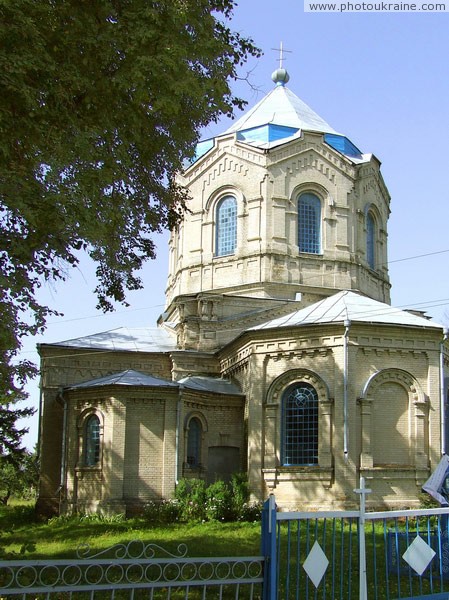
402 535 436 576
303 540 329 588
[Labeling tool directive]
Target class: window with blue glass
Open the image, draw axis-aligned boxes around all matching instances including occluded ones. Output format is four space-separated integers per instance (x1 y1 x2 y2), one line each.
298 193 321 254
366 212 376 269
282 383 318 466
84 415 100 467
187 417 202 467
216 195 237 256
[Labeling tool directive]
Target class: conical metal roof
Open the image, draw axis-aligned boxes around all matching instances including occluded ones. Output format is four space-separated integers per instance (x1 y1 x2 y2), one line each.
224 84 338 137
192 69 365 161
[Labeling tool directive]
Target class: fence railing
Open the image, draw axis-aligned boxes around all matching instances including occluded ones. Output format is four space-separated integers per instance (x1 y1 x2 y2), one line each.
0 539 265 600
262 478 449 600
3 480 449 600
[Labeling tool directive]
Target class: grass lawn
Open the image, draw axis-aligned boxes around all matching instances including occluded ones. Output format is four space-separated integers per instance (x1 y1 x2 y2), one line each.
0 501 262 560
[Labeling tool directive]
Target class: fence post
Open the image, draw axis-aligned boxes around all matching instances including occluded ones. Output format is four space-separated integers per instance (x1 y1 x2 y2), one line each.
354 476 372 600
261 494 277 600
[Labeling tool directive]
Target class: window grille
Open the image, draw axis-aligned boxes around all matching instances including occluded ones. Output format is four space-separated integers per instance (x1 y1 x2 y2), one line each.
216 196 237 256
298 193 321 254
282 383 318 466
366 212 376 269
187 417 201 466
84 415 100 467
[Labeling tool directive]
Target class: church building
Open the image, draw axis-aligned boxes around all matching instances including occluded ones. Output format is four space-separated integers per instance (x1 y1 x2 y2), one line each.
36 67 449 516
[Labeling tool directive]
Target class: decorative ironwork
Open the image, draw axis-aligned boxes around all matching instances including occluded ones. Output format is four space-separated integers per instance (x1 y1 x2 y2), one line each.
0 540 264 599
76 539 189 560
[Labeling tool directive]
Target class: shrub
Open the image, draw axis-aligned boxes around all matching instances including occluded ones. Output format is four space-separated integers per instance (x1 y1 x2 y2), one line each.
237 501 263 522
143 499 181 524
230 473 249 518
174 475 261 523
174 479 207 522
47 512 126 526
205 480 233 522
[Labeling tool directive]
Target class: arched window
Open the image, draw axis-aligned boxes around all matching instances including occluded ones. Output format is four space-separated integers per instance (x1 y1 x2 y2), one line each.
282 383 318 466
216 195 237 257
187 417 202 467
298 193 321 254
84 415 100 467
366 212 376 269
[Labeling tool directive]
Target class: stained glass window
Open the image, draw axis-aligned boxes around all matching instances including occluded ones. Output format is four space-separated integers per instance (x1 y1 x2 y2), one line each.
366 212 376 269
84 415 100 467
187 417 201 467
216 196 237 256
298 193 321 254
282 383 318 466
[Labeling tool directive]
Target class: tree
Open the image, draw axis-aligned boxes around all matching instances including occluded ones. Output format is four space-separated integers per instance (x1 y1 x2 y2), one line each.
0 449 39 505
0 0 260 450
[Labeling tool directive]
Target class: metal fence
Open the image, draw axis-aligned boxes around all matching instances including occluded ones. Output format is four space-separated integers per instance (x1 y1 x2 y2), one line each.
262 478 449 600
4 480 449 600
0 540 264 600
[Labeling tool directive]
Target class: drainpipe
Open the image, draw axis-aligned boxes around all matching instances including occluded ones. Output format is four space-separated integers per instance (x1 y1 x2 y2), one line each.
56 388 68 511
175 384 184 485
440 328 449 455
343 320 351 462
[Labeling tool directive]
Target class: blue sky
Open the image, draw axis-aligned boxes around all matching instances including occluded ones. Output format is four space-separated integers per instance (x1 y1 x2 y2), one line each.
18 2 449 448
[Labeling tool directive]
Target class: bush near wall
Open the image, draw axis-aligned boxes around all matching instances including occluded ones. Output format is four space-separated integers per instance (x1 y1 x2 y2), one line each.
143 475 262 524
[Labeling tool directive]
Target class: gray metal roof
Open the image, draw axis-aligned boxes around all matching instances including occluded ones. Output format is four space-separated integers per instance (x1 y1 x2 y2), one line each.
224 84 339 138
178 376 243 396
251 290 443 331
45 326 177 353
66 370 242 396
67 369 178 390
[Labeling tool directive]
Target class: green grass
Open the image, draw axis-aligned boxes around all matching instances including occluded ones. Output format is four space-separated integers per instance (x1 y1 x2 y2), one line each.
0 502 261 559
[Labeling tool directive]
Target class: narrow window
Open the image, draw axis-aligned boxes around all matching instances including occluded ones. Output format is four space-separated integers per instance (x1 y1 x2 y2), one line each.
445 389 449 457
187 417 202 467
216 196 237 256
282 383 318 466
298 193 321 254
84 415 100 467
366 212 376 269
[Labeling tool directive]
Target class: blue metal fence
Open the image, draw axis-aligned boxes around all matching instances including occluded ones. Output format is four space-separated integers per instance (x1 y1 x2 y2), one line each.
261 478 449 600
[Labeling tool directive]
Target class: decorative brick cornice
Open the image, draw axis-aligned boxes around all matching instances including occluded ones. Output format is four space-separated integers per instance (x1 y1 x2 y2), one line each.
360 368 426 403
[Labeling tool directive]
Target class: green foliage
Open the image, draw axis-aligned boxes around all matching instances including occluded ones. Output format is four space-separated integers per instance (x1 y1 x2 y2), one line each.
0 449 39 505
174 478 208 521
143 499 181 524
152 475 263 523
0 502 37 530
0 0 261 414
205 480 233 522
418 492 441 509
47 512 126 526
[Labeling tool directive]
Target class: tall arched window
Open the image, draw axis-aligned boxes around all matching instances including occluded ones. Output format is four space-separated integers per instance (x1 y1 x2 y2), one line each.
84 415 100 467
366 212 376 269
282 383 319 466
298 193 321 254
216 195 237 257
187 417 202 467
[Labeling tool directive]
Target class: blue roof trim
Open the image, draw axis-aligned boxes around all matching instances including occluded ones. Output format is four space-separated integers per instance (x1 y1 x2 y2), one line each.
324 134 363 159
324 133 363 158
195 138 214 160
237 124 299 145
184 138 215 167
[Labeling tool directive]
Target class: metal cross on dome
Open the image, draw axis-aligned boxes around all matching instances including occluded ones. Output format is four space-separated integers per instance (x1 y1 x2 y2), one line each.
271 42 292 68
